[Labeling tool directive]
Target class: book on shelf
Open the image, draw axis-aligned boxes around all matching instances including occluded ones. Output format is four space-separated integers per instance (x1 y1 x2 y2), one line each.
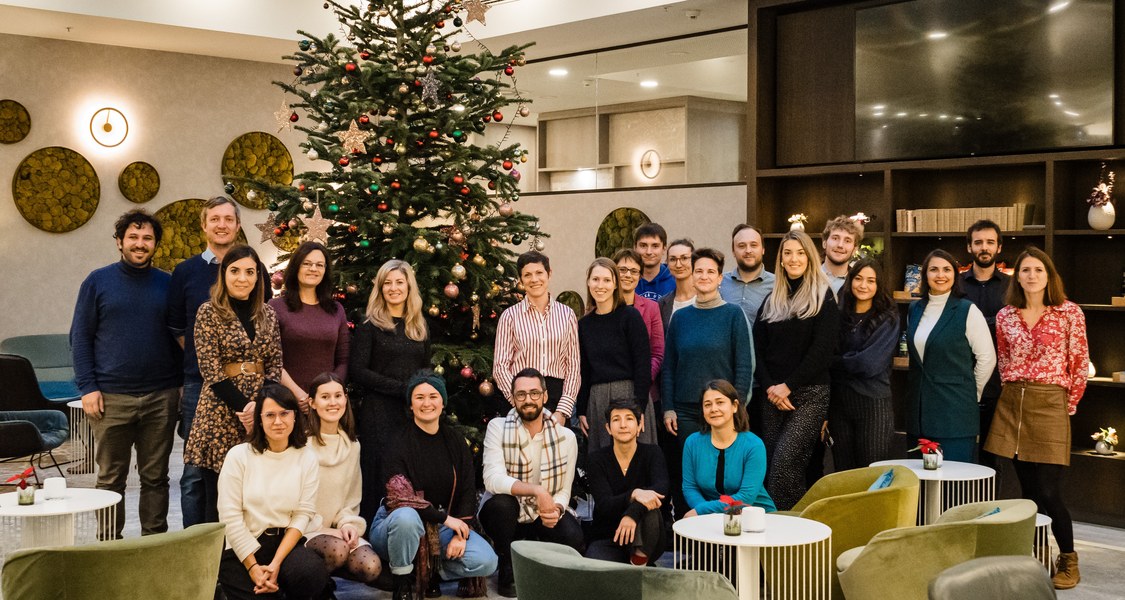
894 203 1030 233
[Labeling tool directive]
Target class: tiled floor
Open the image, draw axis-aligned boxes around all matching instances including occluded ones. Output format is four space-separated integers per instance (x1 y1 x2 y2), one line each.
4 438 1124 598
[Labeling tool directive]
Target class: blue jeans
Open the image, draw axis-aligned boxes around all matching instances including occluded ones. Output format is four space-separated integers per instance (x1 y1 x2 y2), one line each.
370 506 498 579
179 379 207 527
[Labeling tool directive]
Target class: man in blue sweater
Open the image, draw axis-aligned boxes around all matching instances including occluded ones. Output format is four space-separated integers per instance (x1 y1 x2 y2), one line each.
70 209 182 537
634 222 676 301
166 196 241 527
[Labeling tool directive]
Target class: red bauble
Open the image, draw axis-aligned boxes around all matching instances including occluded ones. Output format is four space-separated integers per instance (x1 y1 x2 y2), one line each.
504 66 514 76
338 156 350 166
487 180 496 190
428 129 440 139
359 114 370 124
289 113 299 122
482 114 492 123
436 19 445 28
376 202 389 212
444 282 460 298
360 51 371 60
502 160 513 170
271 271 285 289
460 365 474 379
298 183 307 192
423 55 434 65
385 137 395 146
390 180 402 190
372 155 383 165
460 186 471 195
274 227 283 236
492 111 504 122
348 225 358 233
414 79 422 87
452 174 464 185
345 62 357 72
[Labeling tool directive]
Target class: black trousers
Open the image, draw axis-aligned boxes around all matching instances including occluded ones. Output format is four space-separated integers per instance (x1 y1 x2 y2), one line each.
585 509 665 564
479 494 585 559
218 532 330 600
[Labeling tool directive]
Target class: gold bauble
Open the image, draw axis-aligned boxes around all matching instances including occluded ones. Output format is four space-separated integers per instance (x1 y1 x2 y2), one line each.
451 263 467 280
383 224 395 235
428 305 441 317
413 237 429 252
472 254 487 267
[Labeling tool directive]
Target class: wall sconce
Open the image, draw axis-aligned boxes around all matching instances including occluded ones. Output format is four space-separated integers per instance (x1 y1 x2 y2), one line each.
90 107 128 147
639 149 661 180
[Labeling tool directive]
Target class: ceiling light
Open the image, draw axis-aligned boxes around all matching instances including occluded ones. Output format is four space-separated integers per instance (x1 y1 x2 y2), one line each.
1064 110 1080 117
873 112 884 117
640 80 658 88
1048 1 1071 13
1048 93 1060 99
927 31 948 40
548 68 568 77
1054 101 1063 106
872 104 885 110
895 112 907 117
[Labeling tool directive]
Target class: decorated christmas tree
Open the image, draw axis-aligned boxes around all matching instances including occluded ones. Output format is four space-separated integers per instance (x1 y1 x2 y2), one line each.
246 0 542 441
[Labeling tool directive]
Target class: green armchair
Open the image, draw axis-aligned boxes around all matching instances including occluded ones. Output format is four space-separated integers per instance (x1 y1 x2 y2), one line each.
836 499 1037 600
1 523 225 600
775 465 919 598
511 540 737 600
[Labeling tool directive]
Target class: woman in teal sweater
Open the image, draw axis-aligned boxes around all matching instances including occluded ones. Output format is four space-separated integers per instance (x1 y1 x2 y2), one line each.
682 380 775 516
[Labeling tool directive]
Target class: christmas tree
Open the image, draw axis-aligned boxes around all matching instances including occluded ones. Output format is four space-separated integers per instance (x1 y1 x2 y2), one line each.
248 0 543 441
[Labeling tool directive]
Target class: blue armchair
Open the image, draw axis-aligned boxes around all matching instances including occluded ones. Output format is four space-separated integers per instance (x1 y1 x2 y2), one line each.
0 410 69 484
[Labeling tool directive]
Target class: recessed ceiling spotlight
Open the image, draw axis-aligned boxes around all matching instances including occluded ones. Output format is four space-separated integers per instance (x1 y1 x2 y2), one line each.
1048 93 1060 99
926 31 948 40
1048 1 1071 14
895 112 908 117
548 68 568 77
640 80 658 88
1064 110 1080 117
872 104 886 110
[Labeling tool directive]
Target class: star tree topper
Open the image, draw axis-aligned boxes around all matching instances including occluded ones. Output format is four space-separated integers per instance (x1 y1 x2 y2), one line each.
464 0 489 25
302 204 333 245
334 119 372 154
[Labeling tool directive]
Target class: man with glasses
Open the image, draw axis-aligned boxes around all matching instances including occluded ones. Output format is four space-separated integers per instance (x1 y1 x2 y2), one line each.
71 209 182 538
479 368 582 598
720 224 775 328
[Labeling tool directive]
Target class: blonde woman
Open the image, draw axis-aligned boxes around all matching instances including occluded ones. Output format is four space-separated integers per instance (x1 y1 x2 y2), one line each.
753 230 840 510
349 260 431 524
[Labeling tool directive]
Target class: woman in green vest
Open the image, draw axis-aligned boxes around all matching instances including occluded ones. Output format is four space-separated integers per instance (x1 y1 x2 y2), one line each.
905 249 996 463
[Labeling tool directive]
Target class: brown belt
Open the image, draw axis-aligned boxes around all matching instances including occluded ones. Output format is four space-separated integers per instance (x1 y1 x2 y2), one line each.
223 361 264 378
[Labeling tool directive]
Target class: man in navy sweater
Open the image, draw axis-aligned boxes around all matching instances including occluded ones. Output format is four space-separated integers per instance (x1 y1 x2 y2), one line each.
166 196 241 527
71 209 182 537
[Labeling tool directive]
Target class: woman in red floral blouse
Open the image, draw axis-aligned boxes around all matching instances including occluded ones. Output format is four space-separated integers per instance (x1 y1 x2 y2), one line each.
984 246 1088 590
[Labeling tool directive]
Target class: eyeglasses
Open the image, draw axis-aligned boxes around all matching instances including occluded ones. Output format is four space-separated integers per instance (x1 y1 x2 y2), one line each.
668 256 692 264
513 390 544 401
262 410 295 422
617 267 641 276
300 261 326 271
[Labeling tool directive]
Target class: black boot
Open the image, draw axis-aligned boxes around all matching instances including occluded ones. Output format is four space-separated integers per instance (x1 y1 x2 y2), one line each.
425 570 442 598
393 574 415 600
496 555 516 598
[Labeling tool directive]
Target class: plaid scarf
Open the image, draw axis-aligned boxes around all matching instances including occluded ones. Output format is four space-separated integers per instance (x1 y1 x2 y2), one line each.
501 407 566 522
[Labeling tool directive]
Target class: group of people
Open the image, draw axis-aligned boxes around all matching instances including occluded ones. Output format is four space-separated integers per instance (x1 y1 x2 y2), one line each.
67 196 1089 597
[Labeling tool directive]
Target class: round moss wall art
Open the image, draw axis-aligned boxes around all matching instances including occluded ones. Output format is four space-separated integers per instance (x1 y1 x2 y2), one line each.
555 291 585 318
594 207 651 259
221 131 294 209
152 198 249 272
119 161 160 204
0 99 31 144
12 147 99 233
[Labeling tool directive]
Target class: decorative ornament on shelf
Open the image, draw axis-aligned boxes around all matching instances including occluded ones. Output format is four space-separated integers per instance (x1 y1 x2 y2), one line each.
1086 162 1116 230
910 438 943 470
788 213 808 232
849 212 873 225
6 467 36 505
720 495 744 536
1092 427 1118 455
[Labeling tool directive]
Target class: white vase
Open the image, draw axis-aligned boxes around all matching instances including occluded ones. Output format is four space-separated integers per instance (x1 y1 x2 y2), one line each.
922 450 943 470
1094 440 1115 456
790 222 804 232
1088 203 1116 230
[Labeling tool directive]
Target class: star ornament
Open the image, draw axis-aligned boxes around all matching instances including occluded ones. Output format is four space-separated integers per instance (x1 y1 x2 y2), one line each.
334 120 373 154
420 71 440 103
274 100 294 132
302 204 333 245
255 213 281 243
464 0 489 25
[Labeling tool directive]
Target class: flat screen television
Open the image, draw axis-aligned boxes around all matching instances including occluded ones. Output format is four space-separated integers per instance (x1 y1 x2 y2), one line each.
855 0 1114 161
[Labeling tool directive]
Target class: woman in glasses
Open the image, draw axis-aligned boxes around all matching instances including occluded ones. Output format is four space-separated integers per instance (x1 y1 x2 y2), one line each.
216 384 328 600
269 241 350 413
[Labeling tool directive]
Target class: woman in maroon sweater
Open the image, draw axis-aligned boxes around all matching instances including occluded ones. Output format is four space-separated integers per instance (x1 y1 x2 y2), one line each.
268 242 350 412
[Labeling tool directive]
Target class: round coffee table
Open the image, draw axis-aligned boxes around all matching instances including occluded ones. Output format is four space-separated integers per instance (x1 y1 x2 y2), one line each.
66 399 96 475
0 487 120 560
673 513 831 600
871 459 995 524
1035 513 1054 570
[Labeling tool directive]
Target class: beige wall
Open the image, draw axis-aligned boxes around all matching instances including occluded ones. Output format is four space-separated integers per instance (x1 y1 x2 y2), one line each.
0 33 300 338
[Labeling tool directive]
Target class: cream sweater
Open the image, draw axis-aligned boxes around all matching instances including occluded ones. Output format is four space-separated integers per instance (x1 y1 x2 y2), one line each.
306 432 365 537
218 443 320 561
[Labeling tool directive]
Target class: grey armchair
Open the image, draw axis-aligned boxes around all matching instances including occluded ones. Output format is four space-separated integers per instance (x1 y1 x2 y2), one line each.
0 410 69 484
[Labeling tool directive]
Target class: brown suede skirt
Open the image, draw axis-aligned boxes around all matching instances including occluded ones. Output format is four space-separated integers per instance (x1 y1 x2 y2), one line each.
984 381 1071 465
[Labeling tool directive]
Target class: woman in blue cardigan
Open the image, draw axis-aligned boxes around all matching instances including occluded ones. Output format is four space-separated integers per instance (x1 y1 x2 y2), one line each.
682 380 775 516
906 250 996 463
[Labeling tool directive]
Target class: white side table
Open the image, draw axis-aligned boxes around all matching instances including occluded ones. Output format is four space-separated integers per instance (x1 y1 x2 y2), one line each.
0 488 120 569
66 400 96 475
871 459 995 524
1035 513 1054 571
673 513 831 600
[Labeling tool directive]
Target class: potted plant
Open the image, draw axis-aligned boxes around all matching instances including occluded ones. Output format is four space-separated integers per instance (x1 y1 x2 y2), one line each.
1087 163 1116 230
1092 427 1118 455
910 438 943 470
788 213 808 232
6 467 36 505
721 495 744 536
